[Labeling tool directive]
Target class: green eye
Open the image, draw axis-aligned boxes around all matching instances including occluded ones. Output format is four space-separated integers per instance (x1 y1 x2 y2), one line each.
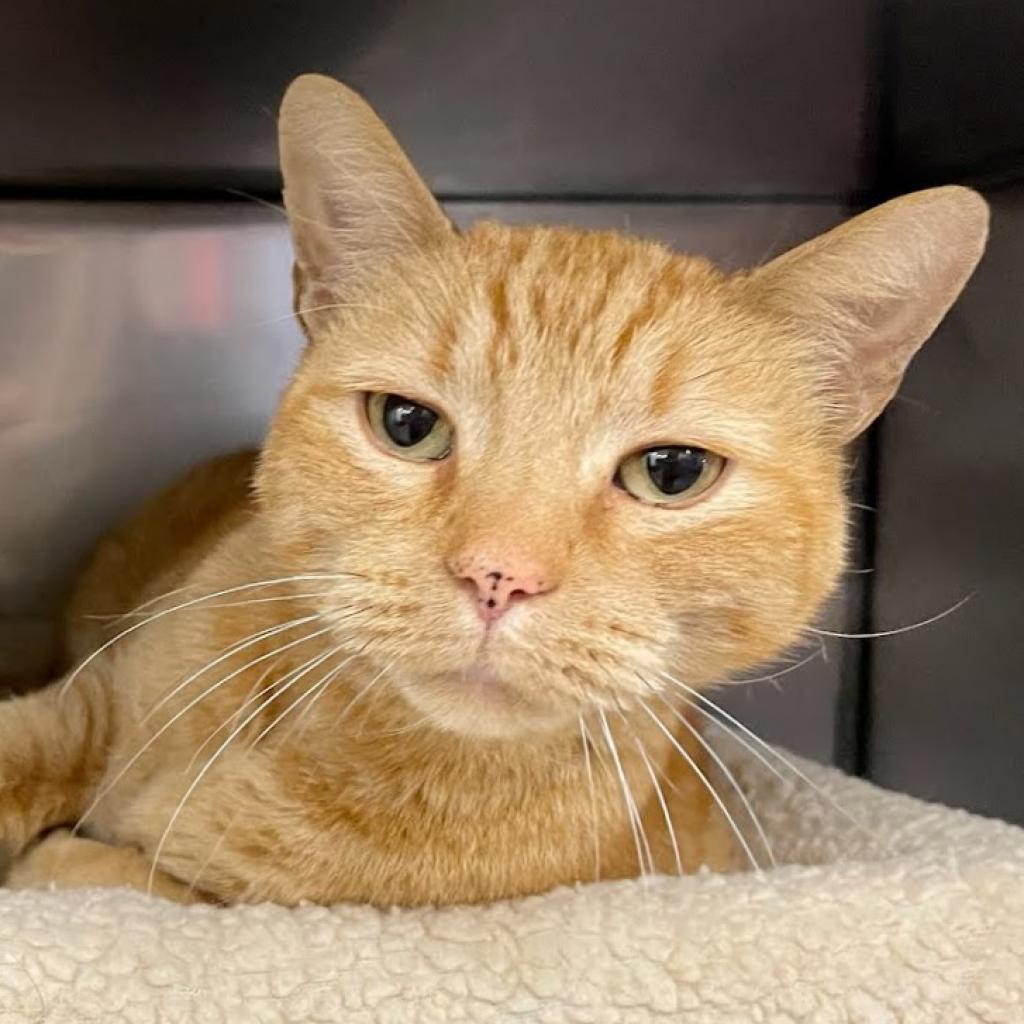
366 392 453 461
615 446 725 505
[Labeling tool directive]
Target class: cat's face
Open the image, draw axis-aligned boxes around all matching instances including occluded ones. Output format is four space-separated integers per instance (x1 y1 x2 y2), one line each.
256 75 987 740
259 225 846 737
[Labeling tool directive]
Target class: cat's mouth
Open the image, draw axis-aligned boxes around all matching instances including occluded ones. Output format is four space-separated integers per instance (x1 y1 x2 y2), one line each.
393 656 571 739
458 661 515 705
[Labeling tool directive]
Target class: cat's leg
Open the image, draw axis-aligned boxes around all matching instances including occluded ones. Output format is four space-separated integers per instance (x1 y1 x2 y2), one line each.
0 675 110 861
6 829 202 905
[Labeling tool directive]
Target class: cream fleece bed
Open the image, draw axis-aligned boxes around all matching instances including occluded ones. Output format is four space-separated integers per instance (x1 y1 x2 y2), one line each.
1 748 1021 1024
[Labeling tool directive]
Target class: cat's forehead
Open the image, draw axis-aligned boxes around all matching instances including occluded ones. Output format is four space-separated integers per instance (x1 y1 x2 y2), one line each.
458 221 725 341
440 225 776 436
317 222 797 457
444 224 747 398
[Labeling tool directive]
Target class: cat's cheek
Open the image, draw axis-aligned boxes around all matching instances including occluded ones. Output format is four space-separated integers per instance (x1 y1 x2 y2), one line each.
304 391 386 474
605 464 752 543
602 475 741 557
274 390 446 514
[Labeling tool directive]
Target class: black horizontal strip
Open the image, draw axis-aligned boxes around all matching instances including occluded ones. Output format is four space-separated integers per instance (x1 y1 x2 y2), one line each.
0 181 865 208
889 152 1024 195
439 191 856 206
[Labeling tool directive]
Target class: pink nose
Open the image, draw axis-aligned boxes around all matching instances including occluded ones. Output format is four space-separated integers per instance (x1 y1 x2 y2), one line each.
450 552 555 623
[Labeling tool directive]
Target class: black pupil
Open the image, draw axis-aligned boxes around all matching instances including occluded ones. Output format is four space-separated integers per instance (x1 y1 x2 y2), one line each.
382 395 438 447
645 447 706 495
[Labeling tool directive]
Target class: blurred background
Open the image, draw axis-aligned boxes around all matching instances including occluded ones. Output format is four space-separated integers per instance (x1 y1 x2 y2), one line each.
0 1 1021 823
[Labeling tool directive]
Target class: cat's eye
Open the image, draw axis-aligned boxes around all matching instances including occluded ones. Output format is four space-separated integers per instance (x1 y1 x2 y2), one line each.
615 446 725 505
365 392 453 461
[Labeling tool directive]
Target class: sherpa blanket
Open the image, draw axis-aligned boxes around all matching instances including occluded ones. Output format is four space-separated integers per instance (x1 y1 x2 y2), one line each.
1 748 1021 1024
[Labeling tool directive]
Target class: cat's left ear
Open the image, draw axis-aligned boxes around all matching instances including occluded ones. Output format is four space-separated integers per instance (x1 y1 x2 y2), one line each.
745 186 988 441
278 74 454 328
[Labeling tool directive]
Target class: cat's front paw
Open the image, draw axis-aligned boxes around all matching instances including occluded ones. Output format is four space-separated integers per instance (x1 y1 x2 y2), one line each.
6 829 201 904
6 829 85 891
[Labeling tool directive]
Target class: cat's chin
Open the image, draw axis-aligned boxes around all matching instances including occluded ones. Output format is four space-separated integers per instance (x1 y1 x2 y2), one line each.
395 664 573 741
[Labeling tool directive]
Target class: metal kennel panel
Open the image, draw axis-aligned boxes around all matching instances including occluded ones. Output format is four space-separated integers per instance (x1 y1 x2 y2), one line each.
0 198 853 761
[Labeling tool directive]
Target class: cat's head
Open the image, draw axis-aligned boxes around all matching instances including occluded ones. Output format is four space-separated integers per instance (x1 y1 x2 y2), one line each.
256 74 987 740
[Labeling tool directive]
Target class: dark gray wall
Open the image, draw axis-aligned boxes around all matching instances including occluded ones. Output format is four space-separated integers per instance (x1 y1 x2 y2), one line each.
1 0 873 196
890 0 1024 189
865 0 1024 823
868 187 1024 822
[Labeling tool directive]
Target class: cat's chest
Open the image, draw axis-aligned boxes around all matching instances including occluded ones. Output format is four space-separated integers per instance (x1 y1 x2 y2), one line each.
94 680 732 905
96 738 645 905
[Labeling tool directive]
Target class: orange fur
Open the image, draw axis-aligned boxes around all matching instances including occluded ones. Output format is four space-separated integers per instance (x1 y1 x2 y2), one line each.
0 75 987 907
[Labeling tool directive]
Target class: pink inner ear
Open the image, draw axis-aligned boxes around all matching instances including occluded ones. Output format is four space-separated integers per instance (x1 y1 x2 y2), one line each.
280 75 453 308
747 186 988 441
294 271 341 323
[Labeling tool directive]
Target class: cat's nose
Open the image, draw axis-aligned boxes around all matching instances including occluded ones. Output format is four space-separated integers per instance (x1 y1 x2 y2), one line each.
449 551 556 623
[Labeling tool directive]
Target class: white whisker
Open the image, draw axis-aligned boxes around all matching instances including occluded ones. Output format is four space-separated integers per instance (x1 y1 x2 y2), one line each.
808 593 973 640
333 657 390 730
250 300 423 331
59 573 353 700
224 187 286 217
188 678 280 773
73 622 335 833
144 604 367 730
186 804 240 900
83 590 336 621
625 720 683 876
729 646 822 688
660 670 869 836
285 657 376 744
188 655 286 771
142 613 324 724
352 662 396 739
145 643 341 894
378 716 433 737
244 645 350 749
183 652 354 897
653 691 776 867
637 697 761 872
250 646 381 750
597 708 652 879
578 716 603 882
78 582 201 623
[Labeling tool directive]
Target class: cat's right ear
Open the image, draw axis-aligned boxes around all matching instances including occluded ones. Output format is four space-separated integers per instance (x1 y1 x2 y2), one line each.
278 74 454 332
743 186 988 441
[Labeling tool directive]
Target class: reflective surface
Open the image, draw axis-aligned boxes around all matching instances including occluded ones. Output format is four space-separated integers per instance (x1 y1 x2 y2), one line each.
0 204 301 679
0 199 851 760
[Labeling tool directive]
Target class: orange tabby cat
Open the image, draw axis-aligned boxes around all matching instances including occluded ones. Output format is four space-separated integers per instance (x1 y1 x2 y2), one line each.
0 75 987 907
